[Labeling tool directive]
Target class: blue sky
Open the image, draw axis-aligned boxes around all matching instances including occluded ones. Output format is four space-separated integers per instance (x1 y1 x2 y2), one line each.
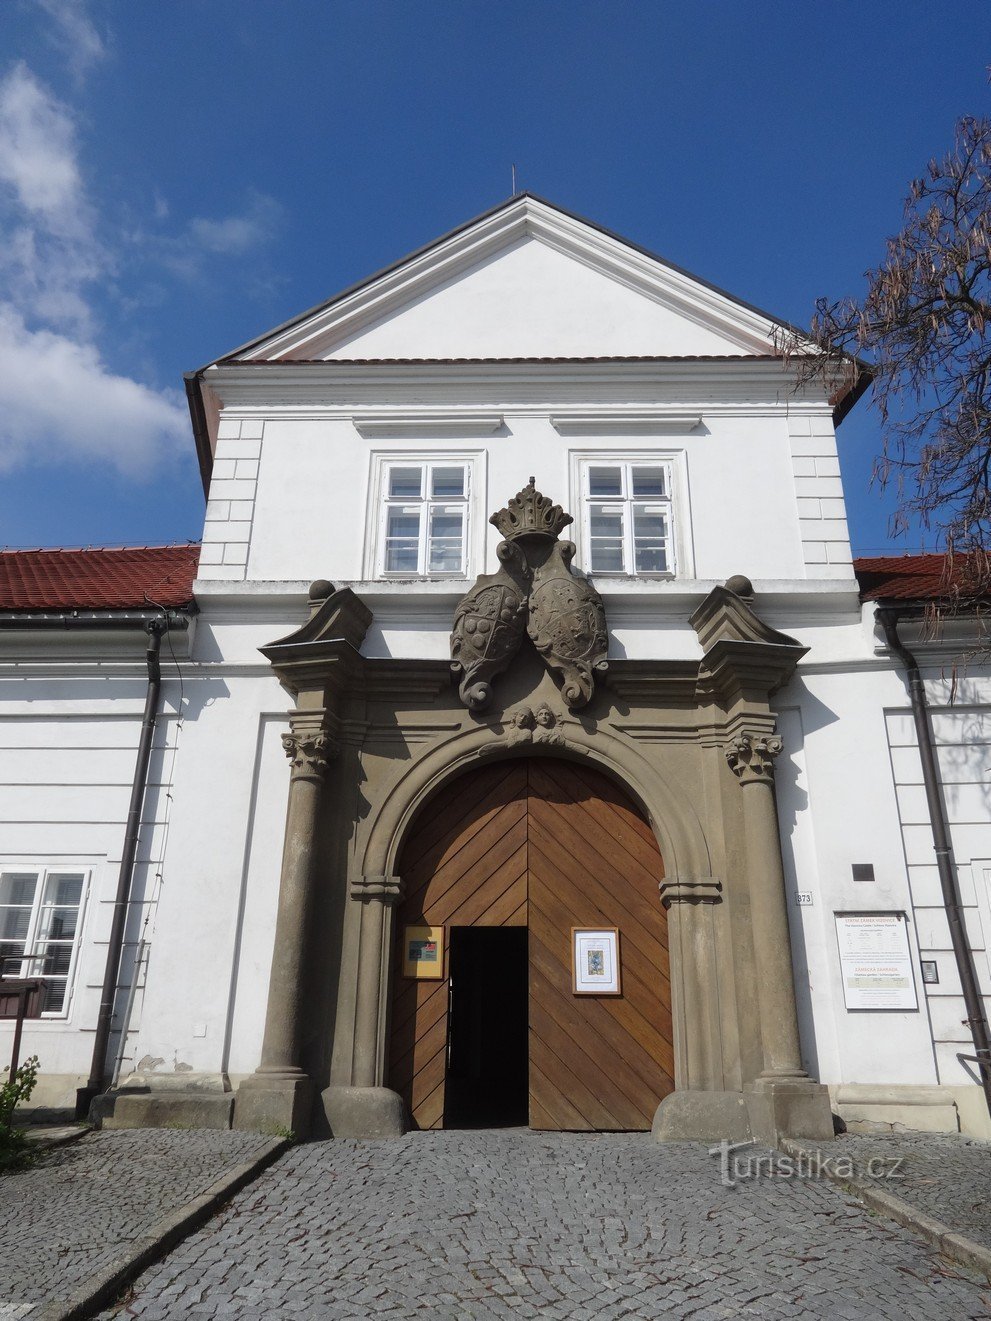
1 1 988 554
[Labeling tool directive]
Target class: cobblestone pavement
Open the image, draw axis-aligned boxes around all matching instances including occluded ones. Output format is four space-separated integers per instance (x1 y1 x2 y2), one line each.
100 1131 991 1320
816 1131 991 1249
0 1128 276 1316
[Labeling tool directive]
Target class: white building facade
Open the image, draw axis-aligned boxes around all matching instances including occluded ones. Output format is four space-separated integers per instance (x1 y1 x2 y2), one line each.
2 196 990 1141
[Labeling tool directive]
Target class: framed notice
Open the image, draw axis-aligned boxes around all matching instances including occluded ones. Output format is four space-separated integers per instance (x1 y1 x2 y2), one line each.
834 911 918 1011
572 928 621 996
402 925 444 980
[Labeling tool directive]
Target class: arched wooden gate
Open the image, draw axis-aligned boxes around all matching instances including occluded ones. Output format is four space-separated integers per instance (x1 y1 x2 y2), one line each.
388 757 674 1130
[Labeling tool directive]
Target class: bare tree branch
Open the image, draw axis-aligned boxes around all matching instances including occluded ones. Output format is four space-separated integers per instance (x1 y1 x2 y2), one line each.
777 117 991 604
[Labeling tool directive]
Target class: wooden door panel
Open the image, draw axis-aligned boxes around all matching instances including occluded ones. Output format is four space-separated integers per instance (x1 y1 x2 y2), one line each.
389 756 674 1131
528 934 661 1124
526 759 672 1131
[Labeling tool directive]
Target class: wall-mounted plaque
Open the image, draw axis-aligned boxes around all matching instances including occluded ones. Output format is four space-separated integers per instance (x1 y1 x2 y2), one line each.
402 925 444 980
572 928 621 996
834 911 918 1011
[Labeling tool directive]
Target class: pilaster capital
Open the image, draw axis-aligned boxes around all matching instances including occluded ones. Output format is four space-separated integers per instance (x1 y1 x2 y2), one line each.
659 876 723 908
282 729 338 781
350 874 404 905
725 732 782 785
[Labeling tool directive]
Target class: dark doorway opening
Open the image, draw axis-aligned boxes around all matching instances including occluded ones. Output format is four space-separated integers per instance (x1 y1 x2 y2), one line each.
444 927 529 1128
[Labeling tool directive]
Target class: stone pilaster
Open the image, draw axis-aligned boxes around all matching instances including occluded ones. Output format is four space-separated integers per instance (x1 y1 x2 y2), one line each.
658 877 724 1093
657 578 834 1143
349 874 404 1089
725 731 806 1083
321 873 406 1139
725 728 834 1144
234 713 337 1137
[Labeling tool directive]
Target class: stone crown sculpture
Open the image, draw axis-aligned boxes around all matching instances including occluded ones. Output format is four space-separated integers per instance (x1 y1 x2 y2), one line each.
451 480 608 713
490 478 573 542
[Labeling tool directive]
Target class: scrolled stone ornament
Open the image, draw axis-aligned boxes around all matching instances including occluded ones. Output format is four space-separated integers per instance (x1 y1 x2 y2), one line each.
281 730 337 780
528 540 608 709
725 732 783 785
450 540 529 711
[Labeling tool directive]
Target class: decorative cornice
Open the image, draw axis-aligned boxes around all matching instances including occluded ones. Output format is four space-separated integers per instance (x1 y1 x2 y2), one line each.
691 582 804 652
353 413 503 437
282 730 338 780
350 874 404 904
725 732 782 785
198 367 840 413
659 877 723 907
550 411 702 435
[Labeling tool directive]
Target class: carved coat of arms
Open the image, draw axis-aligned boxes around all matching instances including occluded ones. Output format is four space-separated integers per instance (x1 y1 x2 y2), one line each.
450 480 608 711
450 545 528 710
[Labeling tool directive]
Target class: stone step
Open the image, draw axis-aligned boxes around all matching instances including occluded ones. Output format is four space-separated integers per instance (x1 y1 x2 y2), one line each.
103 1092 234 1130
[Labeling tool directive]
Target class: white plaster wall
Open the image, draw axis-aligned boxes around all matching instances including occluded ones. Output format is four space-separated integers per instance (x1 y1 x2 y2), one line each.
776 666 935 1088
0 605 303 1099
886 680 991 1088
127 625 294 1081
775 658 991 1094
324 236 753 360
243 408 825 601
0 676 183 1092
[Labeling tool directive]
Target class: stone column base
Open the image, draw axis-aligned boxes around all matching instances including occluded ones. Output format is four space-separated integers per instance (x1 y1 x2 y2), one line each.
233 1076 313 1139
652 1090 753 1143
652 1084 835 1145
322 1086 405 1138
745 1080 835 1145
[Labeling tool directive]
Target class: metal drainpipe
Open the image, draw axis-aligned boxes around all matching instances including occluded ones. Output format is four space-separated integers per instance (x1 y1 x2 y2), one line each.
878 606 991 1121
76 617 169 1119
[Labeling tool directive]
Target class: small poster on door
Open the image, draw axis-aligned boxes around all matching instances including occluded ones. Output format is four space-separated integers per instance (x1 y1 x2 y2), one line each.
572 928 621 995
402 925 445 980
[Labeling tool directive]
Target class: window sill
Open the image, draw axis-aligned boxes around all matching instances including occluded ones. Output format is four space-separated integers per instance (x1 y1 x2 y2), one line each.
376 575 471 585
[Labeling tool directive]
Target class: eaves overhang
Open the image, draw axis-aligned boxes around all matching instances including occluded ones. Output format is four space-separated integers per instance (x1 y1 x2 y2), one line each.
195 355 851 419
0 606 196 630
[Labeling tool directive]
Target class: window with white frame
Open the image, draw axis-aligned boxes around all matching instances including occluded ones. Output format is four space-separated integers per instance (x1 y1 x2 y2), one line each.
377 460 471 577
0 867 88 1014
579 459 676 576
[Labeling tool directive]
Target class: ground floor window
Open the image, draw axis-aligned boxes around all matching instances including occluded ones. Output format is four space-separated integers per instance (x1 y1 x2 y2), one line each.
0 867 88 1014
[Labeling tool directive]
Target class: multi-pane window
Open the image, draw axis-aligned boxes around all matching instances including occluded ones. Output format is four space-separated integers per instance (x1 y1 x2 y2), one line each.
0 868 87 1014
379 461 470 577
581 461 675 576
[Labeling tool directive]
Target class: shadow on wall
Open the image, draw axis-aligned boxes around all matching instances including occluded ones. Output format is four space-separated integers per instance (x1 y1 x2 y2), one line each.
773 684 842 1082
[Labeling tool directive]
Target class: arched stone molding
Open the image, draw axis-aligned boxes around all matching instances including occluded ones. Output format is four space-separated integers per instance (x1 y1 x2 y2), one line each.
358 716 713 888
333 713 724 1131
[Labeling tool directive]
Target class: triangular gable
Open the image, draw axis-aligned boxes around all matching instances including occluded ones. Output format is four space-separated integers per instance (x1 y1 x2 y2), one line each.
218 195 804 364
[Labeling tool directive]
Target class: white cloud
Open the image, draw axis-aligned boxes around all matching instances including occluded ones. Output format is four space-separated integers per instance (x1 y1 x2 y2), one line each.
0 62 186 476
0 305 187 475
188 190 283 255
0 62 88 235
37 0 107 84
0 54 282 483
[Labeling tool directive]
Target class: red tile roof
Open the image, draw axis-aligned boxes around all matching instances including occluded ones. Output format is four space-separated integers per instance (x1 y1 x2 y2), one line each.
854 553 986 603
0 545 199 611
0 544 977 611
